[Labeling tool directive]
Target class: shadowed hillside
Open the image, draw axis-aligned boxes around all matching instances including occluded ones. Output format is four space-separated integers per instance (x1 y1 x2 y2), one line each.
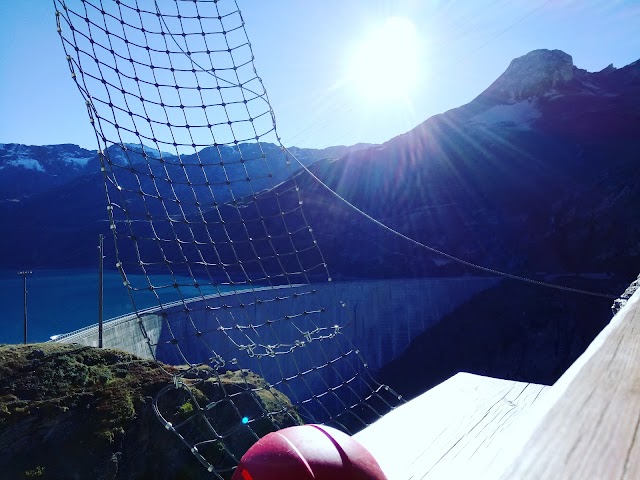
286 51 640 281
377 276 626 399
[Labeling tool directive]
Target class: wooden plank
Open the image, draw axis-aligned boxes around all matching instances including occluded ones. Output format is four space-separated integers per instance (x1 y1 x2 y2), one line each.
355 373 548 479
496 288 640 479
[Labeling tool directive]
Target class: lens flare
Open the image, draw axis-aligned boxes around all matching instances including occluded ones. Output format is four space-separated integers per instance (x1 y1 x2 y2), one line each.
347 17 423 103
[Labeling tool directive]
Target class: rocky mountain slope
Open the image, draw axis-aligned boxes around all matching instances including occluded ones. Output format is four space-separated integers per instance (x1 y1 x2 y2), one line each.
0 142 362 204
284 49 640 280
3 50 638 279
0 142 368 268
0 144 95 201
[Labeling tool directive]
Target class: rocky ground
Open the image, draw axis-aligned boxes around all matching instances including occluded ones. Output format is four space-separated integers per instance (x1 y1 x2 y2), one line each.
611 273 640 314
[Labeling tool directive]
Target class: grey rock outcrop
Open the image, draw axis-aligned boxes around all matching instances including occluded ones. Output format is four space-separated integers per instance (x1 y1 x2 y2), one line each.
482 49 575 103
612 273 640 314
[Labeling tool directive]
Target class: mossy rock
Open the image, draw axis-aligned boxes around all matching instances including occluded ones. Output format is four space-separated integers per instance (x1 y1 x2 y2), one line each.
0 343 300 480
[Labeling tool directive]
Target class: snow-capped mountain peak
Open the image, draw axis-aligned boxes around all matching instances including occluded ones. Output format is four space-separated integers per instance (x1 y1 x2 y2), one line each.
0 143 98 200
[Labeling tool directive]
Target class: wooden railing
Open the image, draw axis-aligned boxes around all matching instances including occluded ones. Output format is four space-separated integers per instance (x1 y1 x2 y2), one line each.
498 284 640 479
357 286 640 479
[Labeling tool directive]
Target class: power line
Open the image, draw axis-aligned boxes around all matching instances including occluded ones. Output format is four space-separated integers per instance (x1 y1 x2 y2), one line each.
17 270 32 344
286 149 618 300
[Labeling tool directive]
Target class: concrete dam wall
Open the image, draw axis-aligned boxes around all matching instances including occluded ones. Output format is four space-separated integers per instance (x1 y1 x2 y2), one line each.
57 277 499 378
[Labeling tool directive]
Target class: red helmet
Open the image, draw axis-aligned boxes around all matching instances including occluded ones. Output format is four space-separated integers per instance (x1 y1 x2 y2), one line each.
232 424 387 480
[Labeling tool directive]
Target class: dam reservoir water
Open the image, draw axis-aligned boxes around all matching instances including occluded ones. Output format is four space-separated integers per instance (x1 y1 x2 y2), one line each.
0 268 226 344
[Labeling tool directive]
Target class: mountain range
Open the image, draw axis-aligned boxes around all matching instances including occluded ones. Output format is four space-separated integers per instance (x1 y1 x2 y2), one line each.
0 142 368 268
1 49 639 283
292 49 640 279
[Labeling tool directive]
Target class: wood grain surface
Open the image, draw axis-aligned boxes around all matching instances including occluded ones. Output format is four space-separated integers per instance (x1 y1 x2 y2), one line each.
357 289 640 479
356 373 548 479
499 288 640 479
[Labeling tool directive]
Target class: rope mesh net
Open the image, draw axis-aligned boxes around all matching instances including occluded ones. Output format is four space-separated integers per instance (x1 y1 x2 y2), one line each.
55 0 402 476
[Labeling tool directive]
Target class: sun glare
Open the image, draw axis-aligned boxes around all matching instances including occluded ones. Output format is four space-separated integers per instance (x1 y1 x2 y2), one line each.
347 17 422 103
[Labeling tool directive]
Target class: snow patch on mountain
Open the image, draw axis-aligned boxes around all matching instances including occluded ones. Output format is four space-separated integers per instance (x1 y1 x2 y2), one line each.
0 143 98 171
121 143 171 159
7 157 45 172
57 151 94 166
469 100 541 130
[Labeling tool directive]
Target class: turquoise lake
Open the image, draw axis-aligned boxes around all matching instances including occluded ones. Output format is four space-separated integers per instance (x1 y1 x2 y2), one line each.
0 269 226 344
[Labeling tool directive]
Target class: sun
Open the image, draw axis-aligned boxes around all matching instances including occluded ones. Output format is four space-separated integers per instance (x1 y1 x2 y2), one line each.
346 17 422 103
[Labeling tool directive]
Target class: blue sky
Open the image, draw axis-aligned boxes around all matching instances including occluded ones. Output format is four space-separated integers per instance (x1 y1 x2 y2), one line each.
0 0 638 151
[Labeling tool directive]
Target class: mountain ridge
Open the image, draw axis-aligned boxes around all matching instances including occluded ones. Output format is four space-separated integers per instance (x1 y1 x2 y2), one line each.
1 49 639 279
275 49 640 279
0 142 372 203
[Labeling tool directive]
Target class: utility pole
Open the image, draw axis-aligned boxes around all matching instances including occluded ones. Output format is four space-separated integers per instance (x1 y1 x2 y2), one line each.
98 234 104 348
18 270 32 344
